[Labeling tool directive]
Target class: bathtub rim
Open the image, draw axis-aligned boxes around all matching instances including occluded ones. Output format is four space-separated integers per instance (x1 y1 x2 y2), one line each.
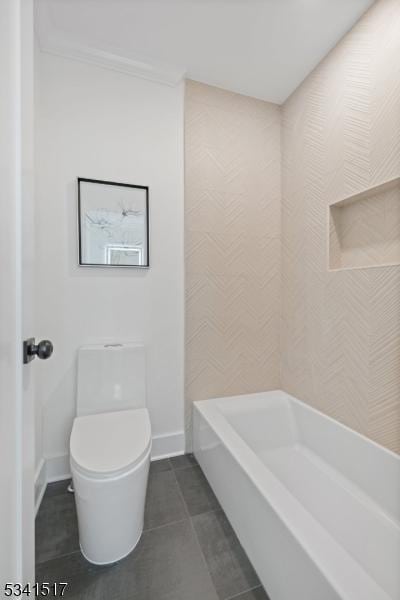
200 389 400 461
193 390 398 600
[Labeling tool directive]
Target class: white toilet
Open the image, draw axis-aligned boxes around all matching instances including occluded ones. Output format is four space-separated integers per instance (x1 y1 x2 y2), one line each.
70 343 151 565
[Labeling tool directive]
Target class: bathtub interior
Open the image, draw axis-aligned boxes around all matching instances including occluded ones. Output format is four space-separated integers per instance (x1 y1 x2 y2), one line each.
212 391 400 599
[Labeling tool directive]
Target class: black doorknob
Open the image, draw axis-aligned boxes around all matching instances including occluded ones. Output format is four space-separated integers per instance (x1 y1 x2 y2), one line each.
23 338 54 363
36 340 54 359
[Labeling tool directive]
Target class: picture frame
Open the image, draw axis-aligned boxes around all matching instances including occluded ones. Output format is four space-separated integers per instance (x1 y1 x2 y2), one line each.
78 177 149 268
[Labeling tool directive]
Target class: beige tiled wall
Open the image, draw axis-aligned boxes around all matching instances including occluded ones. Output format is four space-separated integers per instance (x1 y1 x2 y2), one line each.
184 81 281 444
185 0 400 455
281 0 400 453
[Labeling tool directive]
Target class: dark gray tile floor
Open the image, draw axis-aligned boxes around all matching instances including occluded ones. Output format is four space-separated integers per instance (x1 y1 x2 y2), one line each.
36 455 270 600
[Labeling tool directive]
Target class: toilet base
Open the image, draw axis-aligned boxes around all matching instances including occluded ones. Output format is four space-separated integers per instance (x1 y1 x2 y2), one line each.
72 447 151 565
79 528 142 566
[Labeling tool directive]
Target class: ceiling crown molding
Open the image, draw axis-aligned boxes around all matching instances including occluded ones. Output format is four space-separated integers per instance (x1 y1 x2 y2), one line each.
35 7 186 87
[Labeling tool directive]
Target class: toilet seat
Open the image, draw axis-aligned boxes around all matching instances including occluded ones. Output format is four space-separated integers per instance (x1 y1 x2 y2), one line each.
70 408 151 479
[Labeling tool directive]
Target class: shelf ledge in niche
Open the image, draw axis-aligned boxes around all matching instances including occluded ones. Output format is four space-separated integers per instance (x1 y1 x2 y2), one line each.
328 176 400 271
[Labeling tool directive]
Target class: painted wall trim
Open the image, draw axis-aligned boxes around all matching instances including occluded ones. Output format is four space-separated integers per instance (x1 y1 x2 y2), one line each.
35 14 186 87
35 431 185 511
151 431 185 460
34 459 47 516
45 453 71 484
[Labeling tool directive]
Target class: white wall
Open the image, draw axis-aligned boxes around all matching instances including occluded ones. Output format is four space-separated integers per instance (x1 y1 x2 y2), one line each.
35 50 184 476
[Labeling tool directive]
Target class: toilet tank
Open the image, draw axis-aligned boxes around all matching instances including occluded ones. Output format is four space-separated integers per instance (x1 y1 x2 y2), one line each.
76 343 146 416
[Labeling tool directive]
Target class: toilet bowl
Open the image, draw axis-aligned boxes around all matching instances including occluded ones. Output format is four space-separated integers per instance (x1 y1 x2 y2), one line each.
70 343 151 565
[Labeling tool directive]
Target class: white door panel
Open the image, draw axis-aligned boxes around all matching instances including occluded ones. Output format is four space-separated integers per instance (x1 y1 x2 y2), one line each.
0 0 35 587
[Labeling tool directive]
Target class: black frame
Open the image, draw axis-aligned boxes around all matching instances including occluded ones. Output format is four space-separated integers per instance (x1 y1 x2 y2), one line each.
77 177 150 268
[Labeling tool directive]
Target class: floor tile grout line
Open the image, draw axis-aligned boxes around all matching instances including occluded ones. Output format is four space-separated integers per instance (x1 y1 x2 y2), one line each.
224 584 263 600
35 548 82 568
171 464 199 471
171 461 224 521
179 463 262 600
170 460 225 520
170 463 191 520
189 510 263 600
173 465 224 519
37 516 193 569
143 516 190 535
191 506 222 518
187 506 221 600
170 463 221 597
168 459 200 472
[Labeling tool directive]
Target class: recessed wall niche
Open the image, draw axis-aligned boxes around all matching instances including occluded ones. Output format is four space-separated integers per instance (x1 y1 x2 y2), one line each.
329 177 400 271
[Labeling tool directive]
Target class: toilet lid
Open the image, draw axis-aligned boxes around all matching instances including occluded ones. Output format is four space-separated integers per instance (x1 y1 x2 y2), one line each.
70 408 151 477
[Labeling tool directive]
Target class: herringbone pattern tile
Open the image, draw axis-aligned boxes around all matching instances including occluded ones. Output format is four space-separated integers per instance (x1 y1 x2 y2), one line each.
185 81 281 447
281 0 400 453
185 0 400 455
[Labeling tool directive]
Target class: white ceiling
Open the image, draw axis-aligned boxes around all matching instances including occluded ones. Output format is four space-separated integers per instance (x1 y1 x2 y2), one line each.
35 0 375 104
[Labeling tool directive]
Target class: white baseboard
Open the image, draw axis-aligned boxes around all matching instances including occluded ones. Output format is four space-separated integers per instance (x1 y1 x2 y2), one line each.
151 431 185 460
35 431 185 511
34 459 47 515
45 453 71 483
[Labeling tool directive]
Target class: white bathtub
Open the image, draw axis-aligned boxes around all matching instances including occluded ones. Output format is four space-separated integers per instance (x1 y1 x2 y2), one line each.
193 391 400 600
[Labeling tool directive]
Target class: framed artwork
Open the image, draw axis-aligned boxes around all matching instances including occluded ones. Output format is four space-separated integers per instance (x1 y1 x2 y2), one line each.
78 177 149 267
